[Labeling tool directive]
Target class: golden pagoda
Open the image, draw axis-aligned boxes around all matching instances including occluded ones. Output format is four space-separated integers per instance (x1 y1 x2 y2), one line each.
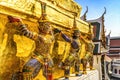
0 0 93 80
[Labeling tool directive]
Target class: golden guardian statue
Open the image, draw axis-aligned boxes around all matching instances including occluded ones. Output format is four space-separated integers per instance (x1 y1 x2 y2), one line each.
80 24 95 74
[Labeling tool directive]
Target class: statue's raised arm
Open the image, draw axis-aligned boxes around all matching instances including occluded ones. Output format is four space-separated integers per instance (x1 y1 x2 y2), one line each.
7 16 44 42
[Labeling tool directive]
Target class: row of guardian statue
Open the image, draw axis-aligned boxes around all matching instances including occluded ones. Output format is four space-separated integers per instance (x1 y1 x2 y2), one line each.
7 14 94 80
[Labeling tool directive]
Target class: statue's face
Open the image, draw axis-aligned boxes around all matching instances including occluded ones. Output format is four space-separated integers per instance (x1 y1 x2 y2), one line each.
38 22 50 34
73 30 80 38
75 33 80 38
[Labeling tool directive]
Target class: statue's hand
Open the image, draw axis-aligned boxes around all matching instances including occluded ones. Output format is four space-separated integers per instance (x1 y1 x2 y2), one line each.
7 16 23 27
53 28 61 34
8 16 21 23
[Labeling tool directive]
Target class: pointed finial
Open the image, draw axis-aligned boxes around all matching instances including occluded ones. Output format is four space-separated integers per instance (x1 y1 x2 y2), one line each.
102 7 106 16
80 6 88 21
72 13 78 30
38 2 49 22
85 6 88 14
71 13 80 34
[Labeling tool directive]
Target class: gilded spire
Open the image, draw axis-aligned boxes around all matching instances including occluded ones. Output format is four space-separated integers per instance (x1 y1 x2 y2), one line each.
38 2 49 22
72 13 79 31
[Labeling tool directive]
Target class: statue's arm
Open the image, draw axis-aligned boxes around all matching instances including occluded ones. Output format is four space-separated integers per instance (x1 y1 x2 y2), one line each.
61 33 79 49
79 34 87 43
18 24 44 41
61 33 71 42
7 16 44 42
53 28 71 42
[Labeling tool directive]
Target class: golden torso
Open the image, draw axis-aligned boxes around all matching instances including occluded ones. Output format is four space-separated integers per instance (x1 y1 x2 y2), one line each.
34 34 54 56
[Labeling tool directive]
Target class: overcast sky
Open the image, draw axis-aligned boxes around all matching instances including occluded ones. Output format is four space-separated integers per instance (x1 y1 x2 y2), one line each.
74 0 120 37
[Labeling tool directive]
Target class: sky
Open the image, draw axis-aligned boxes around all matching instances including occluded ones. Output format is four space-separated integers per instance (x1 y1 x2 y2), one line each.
74 0 120 37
